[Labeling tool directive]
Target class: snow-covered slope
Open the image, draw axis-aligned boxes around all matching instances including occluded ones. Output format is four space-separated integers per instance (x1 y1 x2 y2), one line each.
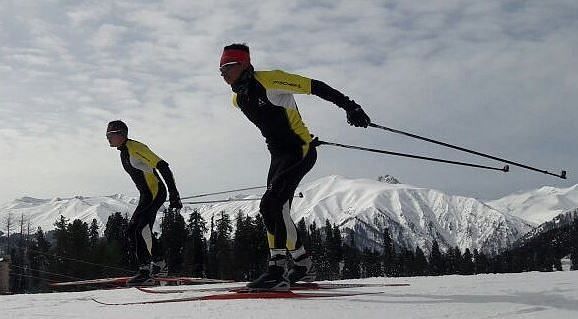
488 185 578 225
1 175 559 256
195 175 531 255
3 272 578 319
0 195 141 234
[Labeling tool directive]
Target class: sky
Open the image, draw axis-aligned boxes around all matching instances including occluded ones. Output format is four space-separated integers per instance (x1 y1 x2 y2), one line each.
1 0 577 205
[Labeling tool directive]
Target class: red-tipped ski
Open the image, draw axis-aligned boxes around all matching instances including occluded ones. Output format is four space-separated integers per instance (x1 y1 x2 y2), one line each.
92 290 383 305
137 282 409 294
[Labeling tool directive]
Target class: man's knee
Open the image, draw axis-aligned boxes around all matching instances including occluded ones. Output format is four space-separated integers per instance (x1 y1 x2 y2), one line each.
128 217 147 237
259 192 275 218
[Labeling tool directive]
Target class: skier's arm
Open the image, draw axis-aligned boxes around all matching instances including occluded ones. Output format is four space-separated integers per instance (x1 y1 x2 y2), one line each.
156 161 181 205
311 79 356 110
311 79 371 127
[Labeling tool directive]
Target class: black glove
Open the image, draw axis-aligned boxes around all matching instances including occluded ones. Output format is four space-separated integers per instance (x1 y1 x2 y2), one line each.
169 195 183 210
345 106 371 128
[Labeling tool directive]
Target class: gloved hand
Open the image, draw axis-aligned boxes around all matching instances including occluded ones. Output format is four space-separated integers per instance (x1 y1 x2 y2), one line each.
345 105 371 128
169 195 183 210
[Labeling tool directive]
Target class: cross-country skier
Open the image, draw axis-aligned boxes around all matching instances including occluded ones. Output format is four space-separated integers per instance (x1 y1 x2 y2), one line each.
106 120 182 286
219 44 371 290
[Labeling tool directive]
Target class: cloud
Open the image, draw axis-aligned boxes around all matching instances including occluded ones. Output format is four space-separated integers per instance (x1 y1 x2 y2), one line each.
0 0 577 205
90 24 128 49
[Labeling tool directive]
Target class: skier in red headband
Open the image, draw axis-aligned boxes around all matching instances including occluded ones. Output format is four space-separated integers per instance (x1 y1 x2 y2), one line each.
220 43 370 291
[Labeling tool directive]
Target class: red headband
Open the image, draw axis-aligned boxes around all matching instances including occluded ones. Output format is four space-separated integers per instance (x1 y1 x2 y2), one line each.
220 49 250 68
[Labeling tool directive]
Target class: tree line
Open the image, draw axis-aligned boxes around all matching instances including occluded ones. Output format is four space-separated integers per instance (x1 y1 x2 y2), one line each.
2 209 578 293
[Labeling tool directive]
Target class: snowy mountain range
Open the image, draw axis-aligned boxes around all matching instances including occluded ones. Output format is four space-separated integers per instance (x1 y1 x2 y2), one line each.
192 175 534 256
1 175 577 256
487 185 578 225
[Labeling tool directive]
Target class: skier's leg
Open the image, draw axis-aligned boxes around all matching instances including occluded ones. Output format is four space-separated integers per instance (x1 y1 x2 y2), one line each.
127 197 155 286
128 191 153 267
279 148 317 283
148 185 167 276
250 148 317 288
246 153 299 290
126 187 167 286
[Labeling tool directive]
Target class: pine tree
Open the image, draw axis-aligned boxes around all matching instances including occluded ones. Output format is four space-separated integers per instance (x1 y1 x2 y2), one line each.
206 216 217 278
89 219 99 249
319 220 337 279
160 209 187 274
429 240 443 275
207 211 233 279
414 246 428 276
183 208 207 277
342 230 360 279
382 228 396 277
102 212 131 276
51 215 70 277
67 219 91 278
233 211 253 280
297 218 311 250
540 243 555 272
249 214 269 278
86 219 102 276
28 227 51 292
460 248 475 275
308 222 324 279
53 215 69 256
473 249 489 274
325 222 342 279
35 227 51 252
445 246 462 275
571 216 578 270
362 248 383 277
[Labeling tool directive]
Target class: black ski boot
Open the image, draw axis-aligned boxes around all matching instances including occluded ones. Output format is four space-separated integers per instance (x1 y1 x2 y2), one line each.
246 255 289 291
151 260 168 278
127 266 155 287
287 253 316 284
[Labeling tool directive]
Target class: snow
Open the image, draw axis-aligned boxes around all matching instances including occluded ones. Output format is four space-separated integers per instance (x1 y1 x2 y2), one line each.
488 185 578 225
2 272 578 318
196 175 533 255
0 194 140 235
2 175 578 255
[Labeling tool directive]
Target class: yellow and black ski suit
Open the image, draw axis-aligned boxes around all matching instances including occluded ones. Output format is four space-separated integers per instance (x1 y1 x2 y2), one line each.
232 69 358 257
118 139 179 266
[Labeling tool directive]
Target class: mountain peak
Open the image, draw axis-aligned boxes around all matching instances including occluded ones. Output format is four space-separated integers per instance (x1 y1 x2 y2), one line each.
0 176 548 256
377 175 400 184
488 184 578 225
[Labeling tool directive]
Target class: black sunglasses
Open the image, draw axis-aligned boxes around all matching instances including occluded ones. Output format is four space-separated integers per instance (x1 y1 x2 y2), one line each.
219 62 240 73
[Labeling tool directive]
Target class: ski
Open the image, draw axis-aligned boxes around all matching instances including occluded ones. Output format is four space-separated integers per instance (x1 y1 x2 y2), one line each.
293 282 410 290
92 290 383 305
136 282 409 294
50 276 232 289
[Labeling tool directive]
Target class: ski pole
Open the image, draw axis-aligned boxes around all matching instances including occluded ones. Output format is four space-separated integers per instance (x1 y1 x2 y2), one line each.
182 192 304 205
180 185 267 201
315 139 509 172
369 122 567 179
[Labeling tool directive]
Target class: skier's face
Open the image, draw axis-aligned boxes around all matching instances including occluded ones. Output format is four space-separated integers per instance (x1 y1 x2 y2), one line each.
220 62 244 86
106 131 127 147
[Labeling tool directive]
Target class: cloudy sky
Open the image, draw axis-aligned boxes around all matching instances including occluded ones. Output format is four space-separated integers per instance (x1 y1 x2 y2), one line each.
1 0 577 205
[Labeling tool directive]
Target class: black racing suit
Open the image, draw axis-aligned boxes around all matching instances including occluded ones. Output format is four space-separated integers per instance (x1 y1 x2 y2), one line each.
118 139 179 267
232 69 359 257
